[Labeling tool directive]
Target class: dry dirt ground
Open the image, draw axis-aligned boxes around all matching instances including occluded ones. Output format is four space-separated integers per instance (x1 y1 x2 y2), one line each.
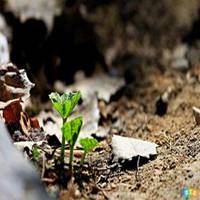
72 65 200 200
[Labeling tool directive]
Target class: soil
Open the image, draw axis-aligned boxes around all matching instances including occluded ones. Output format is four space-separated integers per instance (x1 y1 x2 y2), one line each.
61 65 199 200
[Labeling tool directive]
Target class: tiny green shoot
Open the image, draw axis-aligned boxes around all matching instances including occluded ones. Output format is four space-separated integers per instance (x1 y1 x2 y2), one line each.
32 147 40 160
79 137 99 166
49 91 82 169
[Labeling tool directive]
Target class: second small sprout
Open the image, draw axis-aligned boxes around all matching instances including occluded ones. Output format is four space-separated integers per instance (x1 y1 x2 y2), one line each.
80 137 99 166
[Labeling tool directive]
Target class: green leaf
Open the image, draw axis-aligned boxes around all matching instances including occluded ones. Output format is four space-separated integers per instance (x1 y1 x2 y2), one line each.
49 92 64 117
32 147 40 160
80 138 99 153
71 91 81 108
62 116 83 146
49 91 81 118
63 91 81 118
63 100 72 119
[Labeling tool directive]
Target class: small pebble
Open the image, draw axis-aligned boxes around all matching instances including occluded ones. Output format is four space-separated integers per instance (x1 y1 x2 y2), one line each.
75 189 81 198
111 183 117 189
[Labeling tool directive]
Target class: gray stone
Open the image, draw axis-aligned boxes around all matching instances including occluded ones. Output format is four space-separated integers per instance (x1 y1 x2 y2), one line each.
0 122 51 200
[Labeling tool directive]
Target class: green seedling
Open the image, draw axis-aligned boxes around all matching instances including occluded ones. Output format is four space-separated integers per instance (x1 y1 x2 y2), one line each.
80 137 99 166
49 91 82 168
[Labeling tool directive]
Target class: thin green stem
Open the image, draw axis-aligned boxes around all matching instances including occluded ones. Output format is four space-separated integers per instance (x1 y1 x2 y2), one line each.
60 118 67 164
69 145 74 171
60 131 65 164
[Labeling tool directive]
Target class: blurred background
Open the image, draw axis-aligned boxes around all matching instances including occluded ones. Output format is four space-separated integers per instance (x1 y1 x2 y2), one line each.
1 0 200 99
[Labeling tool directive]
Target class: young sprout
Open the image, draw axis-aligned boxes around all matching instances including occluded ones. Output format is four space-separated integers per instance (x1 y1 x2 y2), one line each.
79 137 99 166
49 91 81 166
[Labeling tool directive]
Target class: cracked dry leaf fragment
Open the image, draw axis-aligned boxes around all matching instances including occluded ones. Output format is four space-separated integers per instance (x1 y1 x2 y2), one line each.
0 63 34 108
111 135 158 160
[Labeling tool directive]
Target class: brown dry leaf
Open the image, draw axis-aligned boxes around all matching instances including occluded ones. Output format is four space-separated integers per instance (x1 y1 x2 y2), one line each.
3 100 41 136
30 117 40 129
111 135 158 160
0 63 34 108
3 100 22 124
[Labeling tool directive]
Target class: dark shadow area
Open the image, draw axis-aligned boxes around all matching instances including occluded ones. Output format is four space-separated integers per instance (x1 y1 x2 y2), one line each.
155 96 168 116
109 154 157 171
182 9 200 45
2 4 109 88
44 8 108 85
120 155 157 170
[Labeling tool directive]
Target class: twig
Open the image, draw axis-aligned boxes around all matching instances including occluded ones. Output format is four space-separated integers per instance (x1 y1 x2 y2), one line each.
42 178 56 184
41 152 46 179
135 155 140 182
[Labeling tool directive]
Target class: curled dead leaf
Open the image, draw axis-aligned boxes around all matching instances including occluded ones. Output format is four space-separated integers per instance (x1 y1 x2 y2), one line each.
3 100 22 124
0 63 34 108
